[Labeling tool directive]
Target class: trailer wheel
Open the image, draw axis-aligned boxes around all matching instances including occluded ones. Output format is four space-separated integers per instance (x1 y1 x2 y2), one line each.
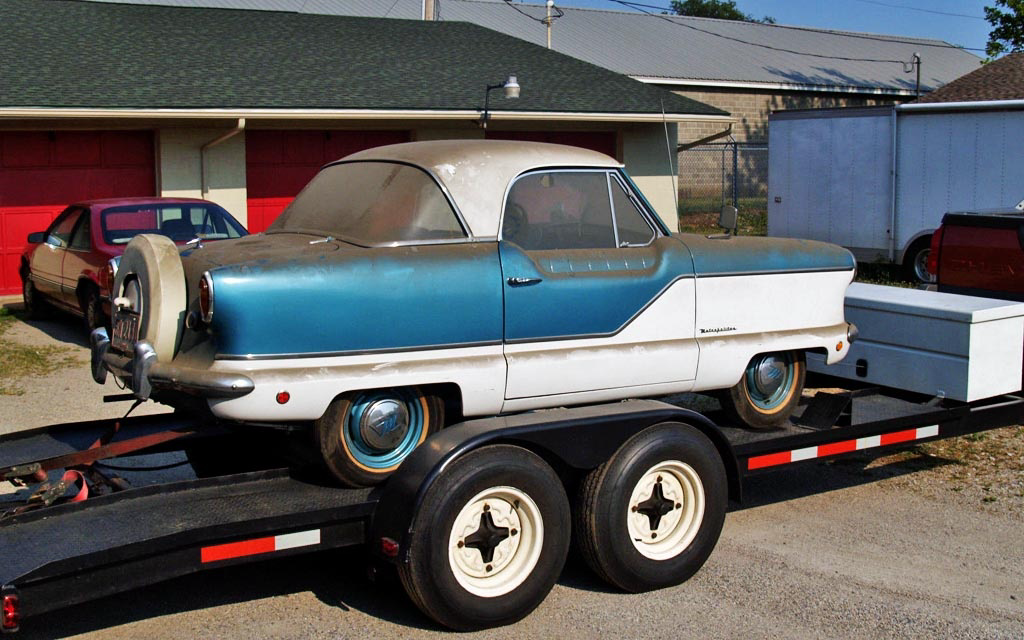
722 350 805 430
575 422 726 592
316 387 442 487
399 445 570 630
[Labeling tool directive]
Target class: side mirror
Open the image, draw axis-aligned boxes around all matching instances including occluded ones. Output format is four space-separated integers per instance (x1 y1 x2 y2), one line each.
718 205 738 234
27 231 45 244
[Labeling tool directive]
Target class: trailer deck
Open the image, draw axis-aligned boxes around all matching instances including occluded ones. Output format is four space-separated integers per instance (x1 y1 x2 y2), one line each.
2 384 1022 633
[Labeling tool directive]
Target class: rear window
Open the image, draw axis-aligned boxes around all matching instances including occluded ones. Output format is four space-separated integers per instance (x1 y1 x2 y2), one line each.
101 203 247 245
267 161 466 246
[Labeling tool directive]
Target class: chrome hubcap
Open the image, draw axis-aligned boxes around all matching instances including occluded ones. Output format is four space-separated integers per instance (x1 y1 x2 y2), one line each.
358 398 410 451
752 355 787 397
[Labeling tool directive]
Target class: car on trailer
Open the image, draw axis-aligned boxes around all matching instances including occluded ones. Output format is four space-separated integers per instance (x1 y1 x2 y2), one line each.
21 197 247 332
90 140 858 487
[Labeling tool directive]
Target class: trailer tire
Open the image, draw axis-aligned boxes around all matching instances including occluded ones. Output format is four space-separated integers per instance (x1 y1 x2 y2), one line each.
398 445 570 630
722 350 805 430
575 422 726 592
317 387 442 487
902 237 935 284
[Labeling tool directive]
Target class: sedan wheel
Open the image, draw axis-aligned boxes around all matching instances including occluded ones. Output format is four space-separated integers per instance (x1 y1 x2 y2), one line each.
81 287 106 333
22 277 48 320
316 386 443 487
722 350 805 430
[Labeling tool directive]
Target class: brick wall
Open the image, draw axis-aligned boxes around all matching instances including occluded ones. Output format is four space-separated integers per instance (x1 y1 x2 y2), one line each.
674 86 909 144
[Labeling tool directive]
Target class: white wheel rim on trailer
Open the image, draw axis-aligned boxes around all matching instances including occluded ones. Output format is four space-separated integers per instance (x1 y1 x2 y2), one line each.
626 460 705 561
447 486 544 598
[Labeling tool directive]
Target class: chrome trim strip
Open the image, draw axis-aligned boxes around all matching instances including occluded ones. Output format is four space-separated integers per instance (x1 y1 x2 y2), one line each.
215 339 504 362
695 265 856 278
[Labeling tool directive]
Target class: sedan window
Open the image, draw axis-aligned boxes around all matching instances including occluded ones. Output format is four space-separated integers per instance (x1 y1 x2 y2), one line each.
502 170 656 251
46 209 83 248
267 161 466 246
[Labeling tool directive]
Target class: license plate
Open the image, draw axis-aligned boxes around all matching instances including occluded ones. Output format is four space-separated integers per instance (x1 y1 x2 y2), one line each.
111 311 140 353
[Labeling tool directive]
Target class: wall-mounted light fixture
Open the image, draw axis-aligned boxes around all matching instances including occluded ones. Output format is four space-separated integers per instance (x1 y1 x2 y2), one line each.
479 75 520 129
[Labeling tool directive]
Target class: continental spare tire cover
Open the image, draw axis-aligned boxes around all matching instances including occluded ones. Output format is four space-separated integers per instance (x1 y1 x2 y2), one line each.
116 234 187 362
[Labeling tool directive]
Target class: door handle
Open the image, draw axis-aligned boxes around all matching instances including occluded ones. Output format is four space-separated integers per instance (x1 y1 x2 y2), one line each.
507 276 543 287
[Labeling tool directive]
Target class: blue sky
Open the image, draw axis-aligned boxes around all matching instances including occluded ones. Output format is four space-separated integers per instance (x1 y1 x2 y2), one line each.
546 0 993 53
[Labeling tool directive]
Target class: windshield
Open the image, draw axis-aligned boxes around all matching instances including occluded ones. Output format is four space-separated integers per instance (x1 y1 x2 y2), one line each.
101 203 247 244
266 161 466 245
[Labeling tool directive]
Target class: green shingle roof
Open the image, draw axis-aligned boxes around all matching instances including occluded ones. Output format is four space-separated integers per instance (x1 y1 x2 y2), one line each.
0 0 725 117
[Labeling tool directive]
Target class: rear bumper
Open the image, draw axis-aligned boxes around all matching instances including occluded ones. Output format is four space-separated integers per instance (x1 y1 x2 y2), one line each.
90 328 254 400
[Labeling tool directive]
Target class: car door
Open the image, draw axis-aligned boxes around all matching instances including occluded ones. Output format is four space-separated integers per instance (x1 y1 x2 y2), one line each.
499 169 698 400
59 208 95 306
31 207 84 302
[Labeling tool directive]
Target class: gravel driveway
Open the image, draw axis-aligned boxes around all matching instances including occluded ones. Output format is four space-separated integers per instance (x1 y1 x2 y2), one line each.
2 302 1022 639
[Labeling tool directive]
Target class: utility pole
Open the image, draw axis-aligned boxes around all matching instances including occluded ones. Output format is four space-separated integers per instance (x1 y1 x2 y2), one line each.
544 1 554 48
423 0 435 21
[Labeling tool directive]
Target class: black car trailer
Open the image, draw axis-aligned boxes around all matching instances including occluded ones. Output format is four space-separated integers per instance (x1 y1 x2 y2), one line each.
2 384 1022 633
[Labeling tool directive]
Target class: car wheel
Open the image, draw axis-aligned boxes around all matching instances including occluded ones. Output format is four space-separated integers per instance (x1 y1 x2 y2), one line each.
398 445 570 630
22 276 49 320
116 234 187 361
316 386 443 487
722 350 805 430
903 237 935 284
81 286 107 333
574 423 726 592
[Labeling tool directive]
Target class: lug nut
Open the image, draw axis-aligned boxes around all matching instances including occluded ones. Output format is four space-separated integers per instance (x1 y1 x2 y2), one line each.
457 540 464 548
486 564 493 572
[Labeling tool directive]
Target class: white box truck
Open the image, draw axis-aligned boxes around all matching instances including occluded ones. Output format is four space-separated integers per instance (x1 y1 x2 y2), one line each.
768 103 1024 281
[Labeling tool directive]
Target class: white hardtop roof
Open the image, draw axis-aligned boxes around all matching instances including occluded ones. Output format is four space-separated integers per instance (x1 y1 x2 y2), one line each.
342 139 622 238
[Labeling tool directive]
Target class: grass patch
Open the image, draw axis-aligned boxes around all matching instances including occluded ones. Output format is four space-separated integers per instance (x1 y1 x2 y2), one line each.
0 307 79 395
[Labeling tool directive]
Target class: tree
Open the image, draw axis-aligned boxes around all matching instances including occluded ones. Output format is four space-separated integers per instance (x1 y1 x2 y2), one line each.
985 0 1024 59
670 0 775 24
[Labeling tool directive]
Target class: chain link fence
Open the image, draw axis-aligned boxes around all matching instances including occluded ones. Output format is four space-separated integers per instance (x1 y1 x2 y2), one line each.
677 142 768 235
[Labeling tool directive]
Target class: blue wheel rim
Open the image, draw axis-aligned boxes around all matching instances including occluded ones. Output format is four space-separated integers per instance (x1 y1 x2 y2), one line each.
344 389 425 469
745 353 794 411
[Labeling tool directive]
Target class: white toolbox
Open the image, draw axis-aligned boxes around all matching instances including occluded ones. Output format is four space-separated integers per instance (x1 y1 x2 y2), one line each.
808 283 1024 401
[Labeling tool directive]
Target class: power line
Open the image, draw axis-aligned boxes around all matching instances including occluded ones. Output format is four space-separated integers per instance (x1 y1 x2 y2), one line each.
848 0 985 20
605 0 984 56
501 0 564 24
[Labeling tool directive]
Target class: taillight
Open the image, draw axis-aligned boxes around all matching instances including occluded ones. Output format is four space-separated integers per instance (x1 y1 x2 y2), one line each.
926 227 944 276
2 592 19 632
103 258 119 296
199 272 214 323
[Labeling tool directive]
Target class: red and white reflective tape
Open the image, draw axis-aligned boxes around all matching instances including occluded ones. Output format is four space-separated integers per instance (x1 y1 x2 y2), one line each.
200 529 321 563
747 425 940 470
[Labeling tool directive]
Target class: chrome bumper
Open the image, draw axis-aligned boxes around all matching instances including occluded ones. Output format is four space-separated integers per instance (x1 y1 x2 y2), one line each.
90 328 254 400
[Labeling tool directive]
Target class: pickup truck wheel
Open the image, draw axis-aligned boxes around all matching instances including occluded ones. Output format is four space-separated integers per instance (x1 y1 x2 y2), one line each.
575 422 726 592
723 350 805 430
903 238 935 284
398 445 570 630
316 387 442 487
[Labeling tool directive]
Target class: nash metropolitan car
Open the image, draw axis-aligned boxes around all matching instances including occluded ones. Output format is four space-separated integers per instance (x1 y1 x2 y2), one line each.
90 140 857 486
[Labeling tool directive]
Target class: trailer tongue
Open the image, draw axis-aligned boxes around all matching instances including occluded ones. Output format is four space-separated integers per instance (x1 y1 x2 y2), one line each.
2 389 1023 633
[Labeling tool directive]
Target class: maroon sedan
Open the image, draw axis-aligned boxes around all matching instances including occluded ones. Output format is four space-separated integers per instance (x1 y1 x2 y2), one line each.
20 197 247 331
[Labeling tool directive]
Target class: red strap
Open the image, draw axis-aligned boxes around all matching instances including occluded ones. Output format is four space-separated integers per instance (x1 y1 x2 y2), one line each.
60 470 89 503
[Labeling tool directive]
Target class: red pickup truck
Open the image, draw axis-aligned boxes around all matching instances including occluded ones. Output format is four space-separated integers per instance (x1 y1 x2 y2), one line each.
927 208 1024 302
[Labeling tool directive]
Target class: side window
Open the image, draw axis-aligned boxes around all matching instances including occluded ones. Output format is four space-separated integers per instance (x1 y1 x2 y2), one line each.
46 209 83 248
502 171 616 250
69 213 92 251
611 177 655 246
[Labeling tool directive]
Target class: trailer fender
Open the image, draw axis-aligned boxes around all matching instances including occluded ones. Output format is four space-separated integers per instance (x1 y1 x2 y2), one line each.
369 400 738 565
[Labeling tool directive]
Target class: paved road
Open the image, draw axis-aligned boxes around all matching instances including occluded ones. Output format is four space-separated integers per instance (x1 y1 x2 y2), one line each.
3 307 1023 639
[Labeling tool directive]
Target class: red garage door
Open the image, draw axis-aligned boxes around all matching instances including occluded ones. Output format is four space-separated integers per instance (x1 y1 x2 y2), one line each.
245 130 410 232
0 131 155 295
486 131 618 158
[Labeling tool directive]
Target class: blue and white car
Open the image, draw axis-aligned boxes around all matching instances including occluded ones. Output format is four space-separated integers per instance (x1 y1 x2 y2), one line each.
91 140 857 486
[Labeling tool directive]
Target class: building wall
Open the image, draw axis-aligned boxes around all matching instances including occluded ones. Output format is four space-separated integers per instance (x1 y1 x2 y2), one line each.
157 123 683 233
158 128 248 225
672 86 908 144
621 123 679 231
